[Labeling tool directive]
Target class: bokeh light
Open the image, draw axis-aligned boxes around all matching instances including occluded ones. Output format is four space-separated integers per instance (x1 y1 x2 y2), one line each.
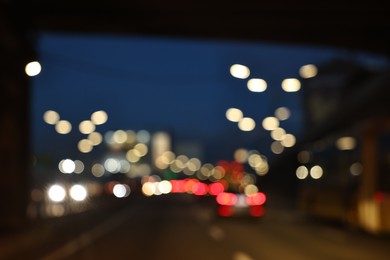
226 108 243 122
274 107 290 121
297 150 311 164
230 64 250 79
137 130 151 143
271 141 284 154
234 148 249 163
55 120 72 134
59 159 75 174
47 184 66 202
247 78 267 92
281 134 296 147
91 163 105 177
310 165 323 179
238 117 256 131
25 61 41 76
336 136 356 150
299 64 318 78
262 117 279 131
79 120 96 134
78 139 93 153
281 78 301 92
43 110 60 125
73 160 85 174
88 132 103 146
350 162 363 176
69 184 88 201
296 166 309 179
91 110 108 125
113 184 131 198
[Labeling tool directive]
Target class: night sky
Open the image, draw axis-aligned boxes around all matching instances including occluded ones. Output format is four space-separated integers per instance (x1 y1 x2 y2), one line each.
30 31 384 165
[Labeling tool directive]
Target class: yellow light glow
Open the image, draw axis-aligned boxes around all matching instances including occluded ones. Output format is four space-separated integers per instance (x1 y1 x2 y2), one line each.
113 130 127 144
170 161 182 173
55 120 72 134
296 166 309 179
134 143 148 157
299 64 318 79
123 130 136 145
248 153 266 168
142 182 155 196
247 78 267 92
281 78 301 92
234 148 249 163
78 139 93 153
43 110 60 125
241 174 256 185
336 136 356 150
25 61 41 76
88 132 103 146
212 166 225 179
238 117 256 131
262 117 279 131
271 127 286 141
161 151 175 164
230 64 250 79
91 110 108 125
281 134 296 147
155 157 169 170
187 158 201 171
310 165 323 179
79 120 96 134
226 108 243 122
126 149 140 163
255 163 269 176
200 164 213 177
244 184 258 196
275 107 290 121
139 163 152 176
271 141 284 154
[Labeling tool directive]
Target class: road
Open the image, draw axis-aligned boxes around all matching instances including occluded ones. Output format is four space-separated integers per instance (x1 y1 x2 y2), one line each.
2 194 390 260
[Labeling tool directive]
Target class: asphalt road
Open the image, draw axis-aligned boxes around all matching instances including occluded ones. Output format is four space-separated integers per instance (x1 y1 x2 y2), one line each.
2 194 390 260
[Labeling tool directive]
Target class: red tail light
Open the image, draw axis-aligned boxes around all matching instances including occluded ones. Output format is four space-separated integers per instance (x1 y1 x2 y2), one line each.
216 192 238 206
246 192 266 206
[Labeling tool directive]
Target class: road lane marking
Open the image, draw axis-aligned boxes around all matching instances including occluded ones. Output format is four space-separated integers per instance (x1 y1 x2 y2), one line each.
232 251 254 260
41 205 139 260
208 225 225 241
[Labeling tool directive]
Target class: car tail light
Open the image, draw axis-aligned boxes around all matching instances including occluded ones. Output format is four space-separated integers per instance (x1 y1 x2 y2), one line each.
246 192 266 206
216 192 237 206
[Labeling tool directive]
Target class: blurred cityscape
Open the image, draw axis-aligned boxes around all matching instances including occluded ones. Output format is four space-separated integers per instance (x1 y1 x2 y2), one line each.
1 2 390 259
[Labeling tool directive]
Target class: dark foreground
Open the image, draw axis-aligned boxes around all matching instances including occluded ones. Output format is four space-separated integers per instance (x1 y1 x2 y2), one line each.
1 194 390 260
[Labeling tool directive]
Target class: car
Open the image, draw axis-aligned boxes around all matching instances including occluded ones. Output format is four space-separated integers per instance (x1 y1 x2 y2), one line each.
215 191 266 218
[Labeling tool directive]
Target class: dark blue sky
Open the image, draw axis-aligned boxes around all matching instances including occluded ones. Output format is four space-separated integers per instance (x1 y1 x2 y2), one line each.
30 32 387 163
